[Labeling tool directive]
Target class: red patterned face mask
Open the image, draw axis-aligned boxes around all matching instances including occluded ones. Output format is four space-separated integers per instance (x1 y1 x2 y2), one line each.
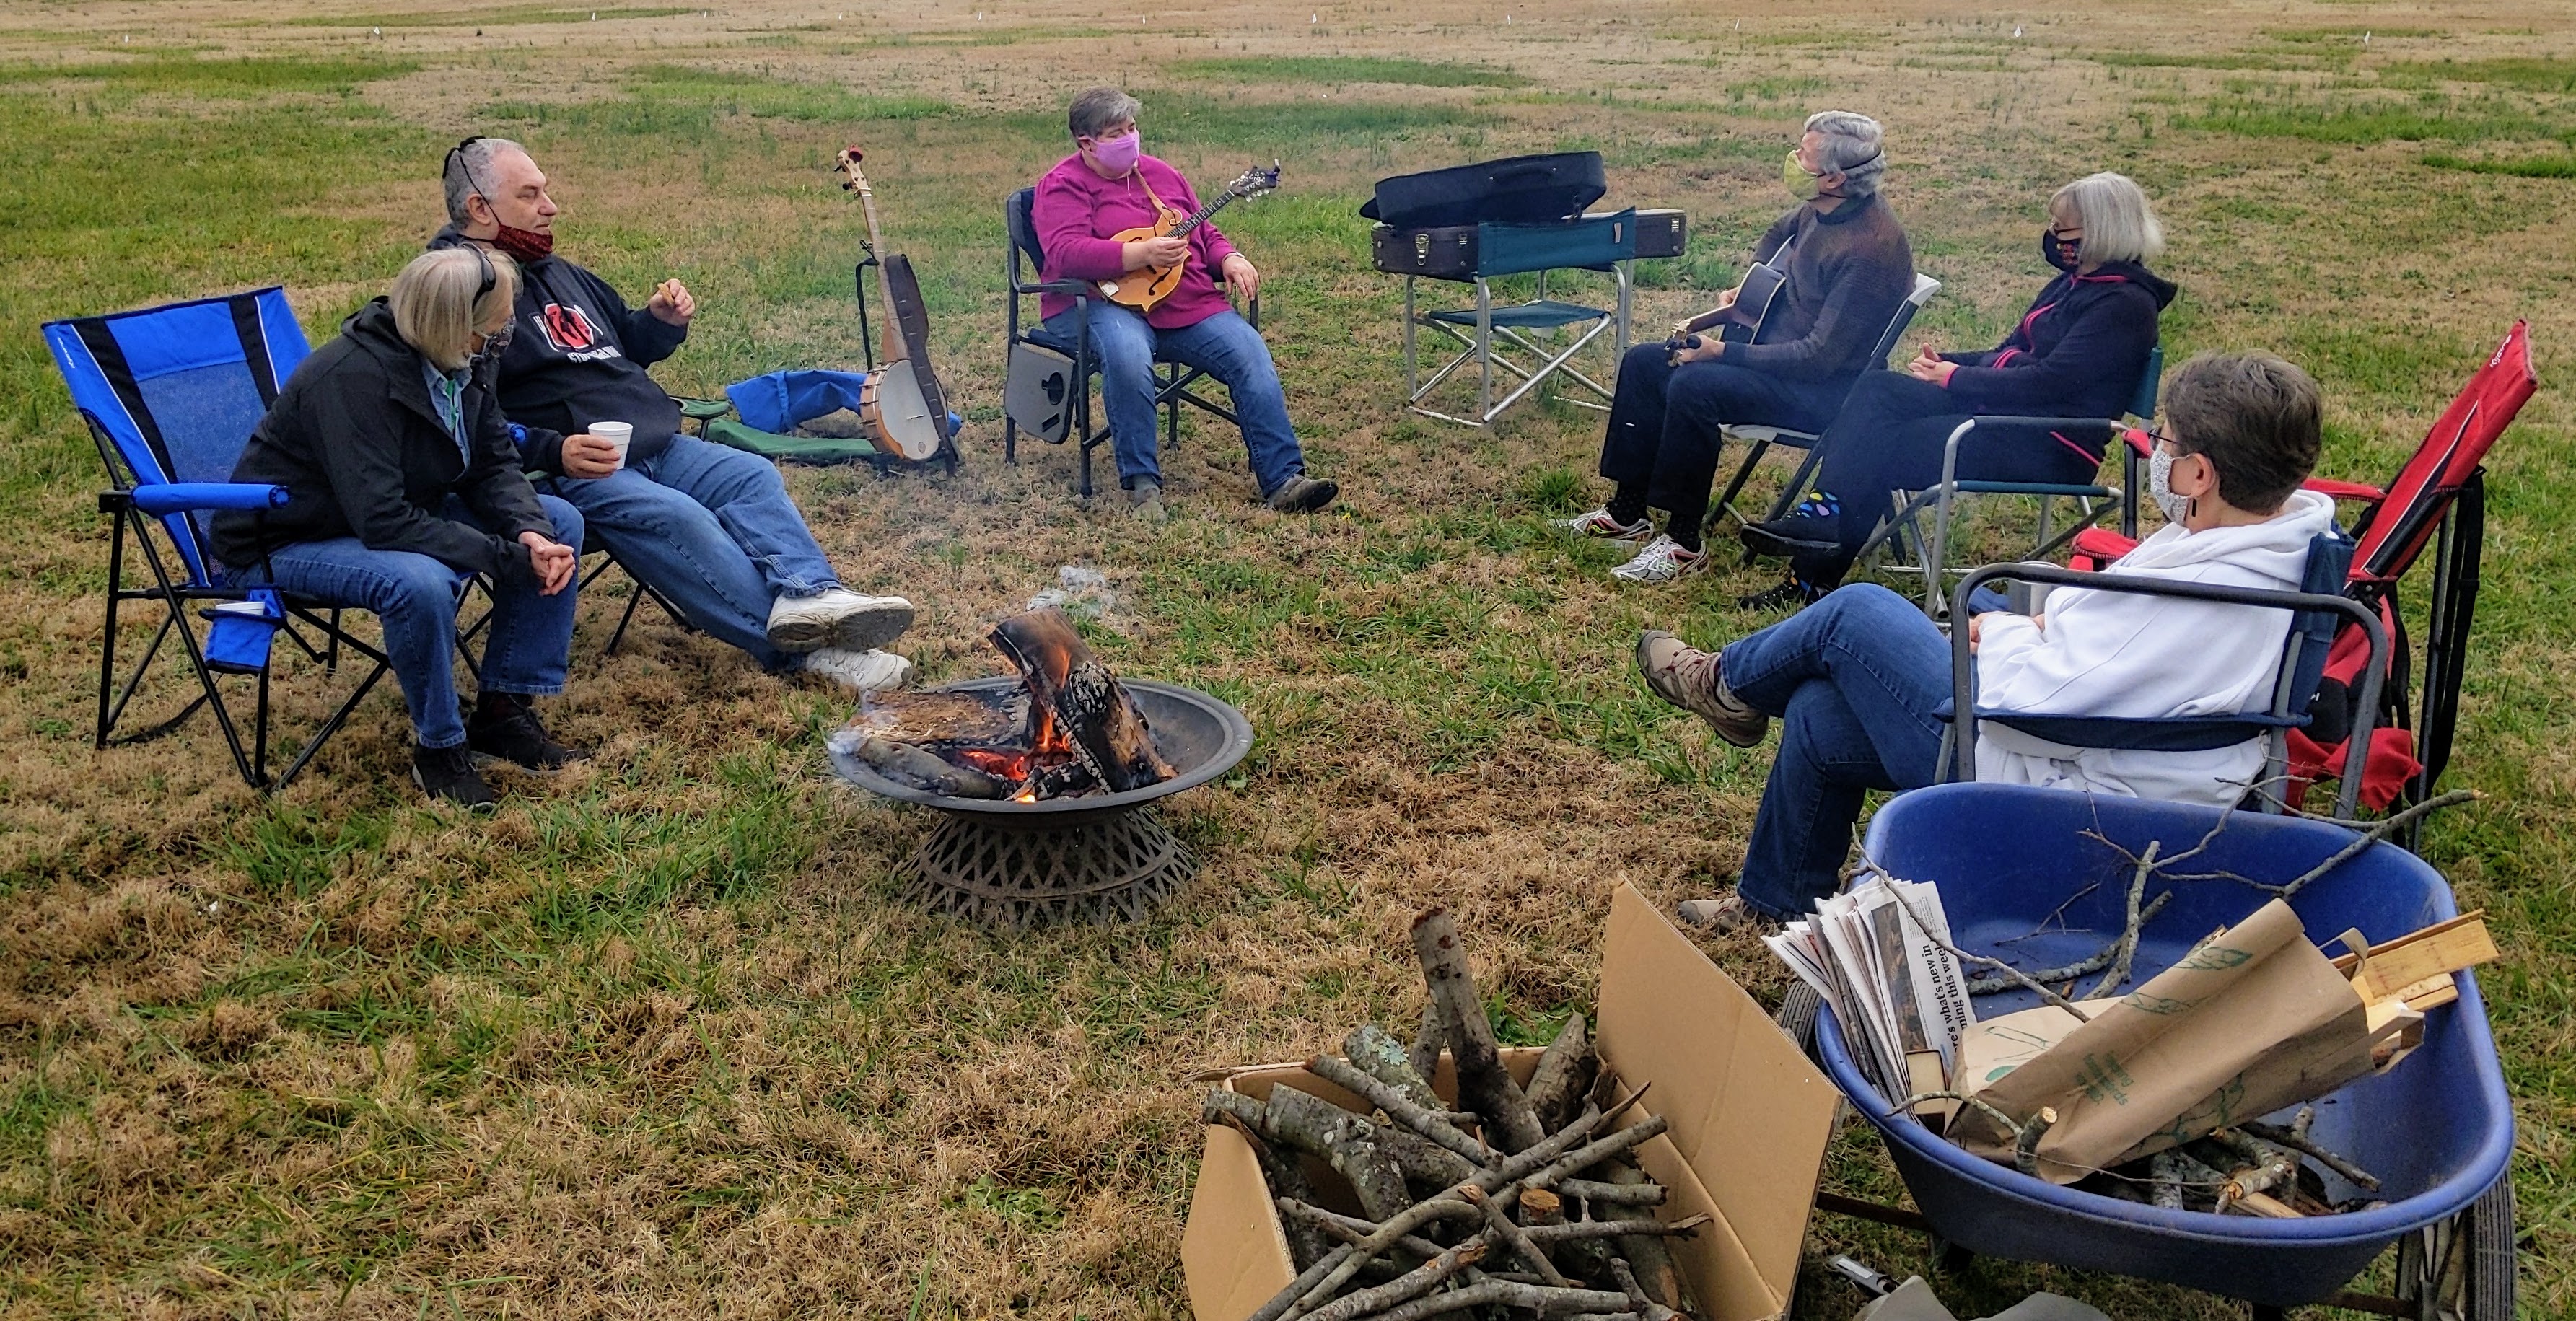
491 222 553 264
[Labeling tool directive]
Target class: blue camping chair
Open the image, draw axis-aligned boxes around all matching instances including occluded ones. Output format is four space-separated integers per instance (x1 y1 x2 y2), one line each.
43 287 457 791
1937 530 2388 821
1002 187 1258 499
1866 345 2165 613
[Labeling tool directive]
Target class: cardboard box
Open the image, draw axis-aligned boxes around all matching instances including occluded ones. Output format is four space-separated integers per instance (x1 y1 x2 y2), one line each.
1181 884 1842 1321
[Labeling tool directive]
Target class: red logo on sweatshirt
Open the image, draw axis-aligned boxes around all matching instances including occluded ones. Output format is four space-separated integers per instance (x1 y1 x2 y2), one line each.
540 302 599 352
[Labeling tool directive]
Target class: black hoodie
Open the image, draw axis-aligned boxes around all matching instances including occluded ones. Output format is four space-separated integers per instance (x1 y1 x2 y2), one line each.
426 224 688 474
210 299 557 587
1938 260 2178 419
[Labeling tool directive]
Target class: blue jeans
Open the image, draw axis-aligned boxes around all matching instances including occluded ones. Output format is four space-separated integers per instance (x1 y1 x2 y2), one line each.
1045 305 1306 496
233 495 584 750
1719 584 1950 918
551 434 844 670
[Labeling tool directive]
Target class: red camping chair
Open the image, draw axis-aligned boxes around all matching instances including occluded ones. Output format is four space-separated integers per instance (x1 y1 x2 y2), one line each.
2067 322 2536 823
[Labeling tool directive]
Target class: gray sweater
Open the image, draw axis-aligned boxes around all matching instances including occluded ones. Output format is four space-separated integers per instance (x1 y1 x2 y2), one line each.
1727 193 1915 382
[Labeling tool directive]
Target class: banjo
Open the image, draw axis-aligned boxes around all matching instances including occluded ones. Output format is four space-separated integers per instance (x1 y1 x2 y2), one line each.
834 145 947 462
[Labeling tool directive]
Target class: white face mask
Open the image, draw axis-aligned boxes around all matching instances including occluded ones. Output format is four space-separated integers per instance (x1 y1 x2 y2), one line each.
2149 447 2191 525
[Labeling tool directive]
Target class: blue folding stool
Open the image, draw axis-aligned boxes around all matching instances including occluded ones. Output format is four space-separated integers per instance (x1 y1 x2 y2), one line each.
44 286 461 791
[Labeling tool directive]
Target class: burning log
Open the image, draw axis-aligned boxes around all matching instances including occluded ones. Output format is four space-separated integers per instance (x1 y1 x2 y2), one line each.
835 606 1176 803
1212 909 1704 1321
844 735 1011 799
990 608 1174 793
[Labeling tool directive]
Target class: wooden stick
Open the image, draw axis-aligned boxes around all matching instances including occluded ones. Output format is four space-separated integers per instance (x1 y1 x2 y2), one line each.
1269 1084 1416 1222
1593 1159 1681 1308
1529 1214 1707 1242
1409 1000 1445 1084
1276 1198 1450 1260
1246 1243 1357 1321
1354 1279 1635 1321
1466 1185 1569 1287
1874 877 2093 1022
1523 1014 1597 1135
2274 791 2478 898
1411 907 1547 1153
2085 841 2161 998
1294 1239 1489 1321
2241 1120 2382 1191
1556 1177 1664 1207
1346 1023 1447 1117
1307 1053 1491 1167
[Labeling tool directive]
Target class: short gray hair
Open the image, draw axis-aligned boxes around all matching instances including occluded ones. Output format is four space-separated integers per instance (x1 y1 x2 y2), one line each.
442 136 529 227
1802 110 1885 196
391 247 519 372
2052 171 2165 265
1067 87 1141 140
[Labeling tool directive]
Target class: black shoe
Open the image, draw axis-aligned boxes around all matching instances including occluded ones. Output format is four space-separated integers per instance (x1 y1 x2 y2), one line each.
468 695 590 773
1739 514 1839 559
1736 578 1818 613
412 742 499 808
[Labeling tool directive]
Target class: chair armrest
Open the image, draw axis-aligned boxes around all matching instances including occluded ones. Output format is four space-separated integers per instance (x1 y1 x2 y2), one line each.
123 482 290 515
1013 278 1094 297
672 395 734 422
1948 561 2388 818
2303 477 2386 504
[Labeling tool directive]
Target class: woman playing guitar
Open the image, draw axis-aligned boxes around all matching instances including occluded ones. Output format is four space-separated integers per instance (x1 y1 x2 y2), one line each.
1028 86 1336 521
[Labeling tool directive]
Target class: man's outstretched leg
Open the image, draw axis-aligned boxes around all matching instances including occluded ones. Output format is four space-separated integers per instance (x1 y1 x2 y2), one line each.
636 435 913 655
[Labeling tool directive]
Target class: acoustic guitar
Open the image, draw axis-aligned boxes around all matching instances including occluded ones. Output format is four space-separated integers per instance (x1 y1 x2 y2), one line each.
1095 162 1282 312
1665 255 1789 361
834 146 947 462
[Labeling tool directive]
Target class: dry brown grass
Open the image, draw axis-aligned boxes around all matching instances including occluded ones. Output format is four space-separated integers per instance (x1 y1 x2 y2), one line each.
4 0 2575 1317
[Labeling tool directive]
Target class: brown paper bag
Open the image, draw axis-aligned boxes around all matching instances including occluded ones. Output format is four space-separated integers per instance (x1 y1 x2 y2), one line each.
1947 900 2406 1183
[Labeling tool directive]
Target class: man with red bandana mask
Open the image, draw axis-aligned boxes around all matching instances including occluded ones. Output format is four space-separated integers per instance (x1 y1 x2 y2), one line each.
432 136 919 693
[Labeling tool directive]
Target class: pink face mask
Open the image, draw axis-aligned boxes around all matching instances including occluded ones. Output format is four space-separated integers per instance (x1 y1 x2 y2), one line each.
1086 129 1142 175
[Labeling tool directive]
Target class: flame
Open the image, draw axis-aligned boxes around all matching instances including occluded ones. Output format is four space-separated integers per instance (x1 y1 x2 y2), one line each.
1012 786 1038 803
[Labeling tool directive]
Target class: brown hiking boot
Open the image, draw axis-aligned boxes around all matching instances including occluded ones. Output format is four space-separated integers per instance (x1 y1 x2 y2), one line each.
1636 629 1769 747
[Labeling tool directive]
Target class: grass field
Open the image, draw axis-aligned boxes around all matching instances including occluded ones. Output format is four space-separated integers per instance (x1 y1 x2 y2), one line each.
4 0 2574 1317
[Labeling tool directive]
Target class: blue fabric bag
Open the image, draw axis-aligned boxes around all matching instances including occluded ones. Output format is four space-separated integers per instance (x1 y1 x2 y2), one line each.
723 369 874 434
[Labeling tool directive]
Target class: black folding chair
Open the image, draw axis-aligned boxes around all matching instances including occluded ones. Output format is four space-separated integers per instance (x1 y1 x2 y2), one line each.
1001 186 1258 498
1938 531 2384 822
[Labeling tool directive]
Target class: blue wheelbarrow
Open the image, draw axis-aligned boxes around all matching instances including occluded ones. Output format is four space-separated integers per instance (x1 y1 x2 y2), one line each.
1790 784 2515 1319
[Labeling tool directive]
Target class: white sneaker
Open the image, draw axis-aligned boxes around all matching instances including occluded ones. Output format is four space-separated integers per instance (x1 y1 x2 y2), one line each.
1611 535 1711 584
798 647 913 693
766 589 915 654
1551 507 1652 540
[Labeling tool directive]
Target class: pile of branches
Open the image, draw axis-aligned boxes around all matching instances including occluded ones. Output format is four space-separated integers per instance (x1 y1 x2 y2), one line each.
2096 1105 2388 1218
1203 908 1704 1321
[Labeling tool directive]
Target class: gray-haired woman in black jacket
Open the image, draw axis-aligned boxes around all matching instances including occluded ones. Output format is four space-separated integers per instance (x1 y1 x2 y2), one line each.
212 247 585 807
1740 172 2176 607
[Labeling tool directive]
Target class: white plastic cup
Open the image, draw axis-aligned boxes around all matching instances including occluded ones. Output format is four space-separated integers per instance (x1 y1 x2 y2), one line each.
590 421 633 469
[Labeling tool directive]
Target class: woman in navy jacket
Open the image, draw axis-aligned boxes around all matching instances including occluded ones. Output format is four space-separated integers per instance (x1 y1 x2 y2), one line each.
1740 172 2175 605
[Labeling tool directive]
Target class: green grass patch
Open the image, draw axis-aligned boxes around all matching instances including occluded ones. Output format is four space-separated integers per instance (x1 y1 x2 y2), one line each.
284 6 696 27
1 53 419 97
2378 58 2576 94
2264 25 2438 43
2093 51 2336 72
2174 98 2564 144
2422 149 2576 177
1168 56 1528 87
1133 93 1495 152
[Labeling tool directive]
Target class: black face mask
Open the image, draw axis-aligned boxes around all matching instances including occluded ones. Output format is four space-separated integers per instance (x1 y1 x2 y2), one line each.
2041 229 2083 272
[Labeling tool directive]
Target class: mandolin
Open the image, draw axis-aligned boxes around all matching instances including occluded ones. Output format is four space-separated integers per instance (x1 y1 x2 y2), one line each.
1667 255 1789 361
1095 162 1282 312
834 145 947 462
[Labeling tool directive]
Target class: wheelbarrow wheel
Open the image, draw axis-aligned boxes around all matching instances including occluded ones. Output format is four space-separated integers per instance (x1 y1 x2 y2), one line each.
1776 982 1824 1061
2394 1175 2515 1320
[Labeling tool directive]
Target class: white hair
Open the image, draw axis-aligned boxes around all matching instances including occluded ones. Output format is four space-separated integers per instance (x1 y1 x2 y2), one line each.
2052 171 2165 265
1802 110 1886 196
442 136 530 227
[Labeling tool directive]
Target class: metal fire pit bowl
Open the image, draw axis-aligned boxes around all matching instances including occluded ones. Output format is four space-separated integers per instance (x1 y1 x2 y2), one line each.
828 677 1255 927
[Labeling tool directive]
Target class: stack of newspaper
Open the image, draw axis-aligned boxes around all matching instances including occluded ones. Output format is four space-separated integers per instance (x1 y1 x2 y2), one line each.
1766 872 1976 1118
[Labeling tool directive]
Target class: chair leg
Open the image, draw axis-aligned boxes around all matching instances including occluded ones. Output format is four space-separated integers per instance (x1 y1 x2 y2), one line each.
96 514 126 747
605 576 650 657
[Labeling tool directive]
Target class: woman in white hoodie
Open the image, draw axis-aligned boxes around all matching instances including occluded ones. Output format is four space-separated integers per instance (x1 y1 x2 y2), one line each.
1634 352 2332 926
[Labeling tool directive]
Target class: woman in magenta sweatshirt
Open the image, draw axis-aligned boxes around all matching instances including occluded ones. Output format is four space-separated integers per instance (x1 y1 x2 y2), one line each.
1032 86 1336 520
